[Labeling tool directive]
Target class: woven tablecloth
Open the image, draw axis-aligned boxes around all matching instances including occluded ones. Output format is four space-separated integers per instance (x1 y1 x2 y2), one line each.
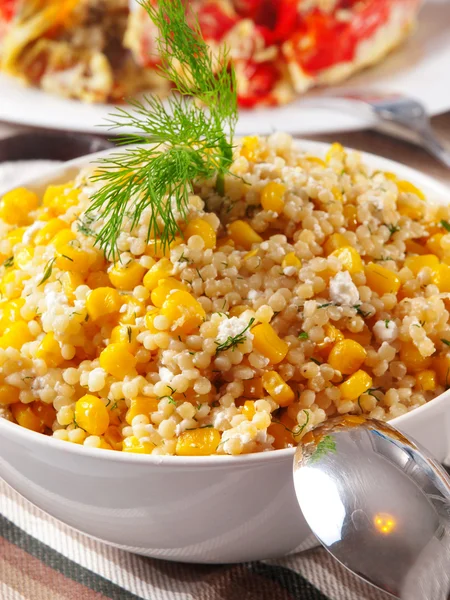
1 115 450 600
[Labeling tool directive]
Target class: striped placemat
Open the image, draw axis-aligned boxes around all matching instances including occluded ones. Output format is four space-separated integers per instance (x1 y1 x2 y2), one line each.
3 119 450 600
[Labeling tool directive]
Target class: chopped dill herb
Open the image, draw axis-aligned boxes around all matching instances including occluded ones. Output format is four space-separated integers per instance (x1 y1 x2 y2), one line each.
196 268 204 281
441 219 450 232
318 303 333 309
384 319 390 328
354 304 372 318
178 252 190 263
292 410 310 437
298 332 309 340
127 326 132 343
61 254 74 262
383 223 400 239
215 318 255 353
38 258 56 287
441 339 450 347
3 256 14 268
310 357 322 366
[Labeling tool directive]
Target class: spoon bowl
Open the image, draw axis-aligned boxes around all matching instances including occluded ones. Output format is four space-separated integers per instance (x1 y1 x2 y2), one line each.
293 416 450 599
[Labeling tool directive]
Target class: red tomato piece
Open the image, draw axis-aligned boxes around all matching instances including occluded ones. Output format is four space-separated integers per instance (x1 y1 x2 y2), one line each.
237 60 279 108
198 3 239 42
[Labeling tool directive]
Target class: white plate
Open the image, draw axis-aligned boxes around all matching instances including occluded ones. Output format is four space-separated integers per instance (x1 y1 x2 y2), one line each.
0 0 448 136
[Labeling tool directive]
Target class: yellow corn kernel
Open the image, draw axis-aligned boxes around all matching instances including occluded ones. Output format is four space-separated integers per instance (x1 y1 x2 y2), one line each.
0 270 28 299
86 271 110 289
56 243 91 273
240 136 259 161
268 422 294 449
110 324 139 352
14 246 34 270
32 401 56 428
36 332 64 367
396 180 425 201
243 378 264 399
426 233 445 258
345 328 372 347
332 186 343 202
50 229 76 249
252 323 289 364
329 246 363 274
328 339 367 375
364 263 401 296
86 287 122 321
0 383 21 405
11 402 44 433
262 370 295 407
325 142 345 162
400 341 432 372
404 254 439 276
216 236 235 249
343 205 358 231
261 181 286 214
282 252 301 271
146 238 181 259
175 427 221 456
104 426 123 451
242 400 256 420
317 323 345 355
339 370 372 401
433 356 450 387
61 271 84 300
0 188 39 225
123 435 155 454
228 220 263 250
150 277 188 308
99 343 137 379
397 198 425 220
126 396 160 425
431 263 450 293
0 298 25 334
34 218 68 246
0 321 33 350
119 296 145 325
108 261 146 291
7 227 26 248
416 369 437 392
43 183 79 215
229 304 249 317
184 218 216 249
75 394 109 436
306 156 326 167
405 239 427 256
160 290 206 334
143 258 172 290
323 233 351 256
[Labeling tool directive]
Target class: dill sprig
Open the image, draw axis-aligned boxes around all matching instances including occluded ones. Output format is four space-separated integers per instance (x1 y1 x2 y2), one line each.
87 0 237 259
309 435 337 464
215 318 255 354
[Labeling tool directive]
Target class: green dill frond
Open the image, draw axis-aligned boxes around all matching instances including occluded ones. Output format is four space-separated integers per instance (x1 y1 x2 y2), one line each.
87 0 237 259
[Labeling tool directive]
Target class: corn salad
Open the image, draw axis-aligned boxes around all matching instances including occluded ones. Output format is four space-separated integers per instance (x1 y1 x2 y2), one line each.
1 134 450 456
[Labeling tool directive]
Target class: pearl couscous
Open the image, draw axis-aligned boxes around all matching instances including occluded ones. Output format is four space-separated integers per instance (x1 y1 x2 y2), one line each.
1 134 450 456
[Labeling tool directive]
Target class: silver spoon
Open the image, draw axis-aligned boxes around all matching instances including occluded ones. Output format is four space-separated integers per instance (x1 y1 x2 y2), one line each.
293 415 450 599
300 91 450 169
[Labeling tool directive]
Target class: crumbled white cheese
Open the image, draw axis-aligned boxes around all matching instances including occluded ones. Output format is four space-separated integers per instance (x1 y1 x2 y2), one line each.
216 316 254 344
329 271 359 306
22 221 45 244
44 290 69 311
247 289 259 301
373 319 398 343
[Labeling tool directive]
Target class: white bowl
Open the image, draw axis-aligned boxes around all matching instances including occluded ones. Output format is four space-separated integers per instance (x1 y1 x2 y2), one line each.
1 141 450 564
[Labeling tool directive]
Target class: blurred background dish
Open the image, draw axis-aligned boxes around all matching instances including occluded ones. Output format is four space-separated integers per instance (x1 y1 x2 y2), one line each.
0 0 448 135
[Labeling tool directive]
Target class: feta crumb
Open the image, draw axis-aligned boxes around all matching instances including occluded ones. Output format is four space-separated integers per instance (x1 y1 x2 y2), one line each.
23 221 45 244
159 367 173 383
373 319 398 343
216 316 254 344
329 271 359 306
